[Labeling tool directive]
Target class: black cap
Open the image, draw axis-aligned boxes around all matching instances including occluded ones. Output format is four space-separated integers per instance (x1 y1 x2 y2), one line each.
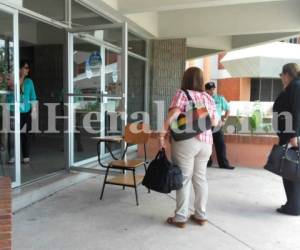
205 82 216 90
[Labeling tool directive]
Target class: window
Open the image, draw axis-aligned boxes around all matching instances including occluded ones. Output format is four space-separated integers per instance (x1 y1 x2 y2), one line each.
128 32 146 57
23 0 66 22
250 78 282 101
71 1 123 47
127 56 146 123
72 1 112 26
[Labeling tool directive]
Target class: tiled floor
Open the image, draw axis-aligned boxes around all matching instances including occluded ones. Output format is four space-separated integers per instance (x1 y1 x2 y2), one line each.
13 167 300 250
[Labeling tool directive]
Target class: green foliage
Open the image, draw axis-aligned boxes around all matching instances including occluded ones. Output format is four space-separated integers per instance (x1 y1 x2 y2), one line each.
233 108 242 133
0 47 8 90
249 109 262 133
85 101 100 112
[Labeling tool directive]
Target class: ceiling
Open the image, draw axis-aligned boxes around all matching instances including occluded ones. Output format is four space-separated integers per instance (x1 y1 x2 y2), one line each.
86 0 300 58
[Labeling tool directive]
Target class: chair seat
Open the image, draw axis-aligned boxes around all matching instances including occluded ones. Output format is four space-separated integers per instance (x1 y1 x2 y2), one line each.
107 174 144 186
110 159 145 169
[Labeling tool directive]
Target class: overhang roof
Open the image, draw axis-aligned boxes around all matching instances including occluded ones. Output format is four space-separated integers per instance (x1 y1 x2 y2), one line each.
83 0 300 57
221 42 300 78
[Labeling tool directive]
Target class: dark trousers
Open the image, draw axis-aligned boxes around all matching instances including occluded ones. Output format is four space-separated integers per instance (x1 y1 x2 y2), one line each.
20 111 32 158
8 111 31 159
282 178 300 215
210 128 230 168
278 139 300 215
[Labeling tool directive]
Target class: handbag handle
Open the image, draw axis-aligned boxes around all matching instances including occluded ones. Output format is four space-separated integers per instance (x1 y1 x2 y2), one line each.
284 137 300 163
155 148 166 160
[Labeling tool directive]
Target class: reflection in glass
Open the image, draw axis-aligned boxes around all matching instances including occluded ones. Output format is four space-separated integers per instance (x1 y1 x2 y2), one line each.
74 38 101 94
128 32 146 57
19 14 65 183
105 50 122 96
104 99 122 153
0 11 15 182
73 38 101 162
72 1 112 27
23 0 65 21
127 57 145 124
73 96 101 162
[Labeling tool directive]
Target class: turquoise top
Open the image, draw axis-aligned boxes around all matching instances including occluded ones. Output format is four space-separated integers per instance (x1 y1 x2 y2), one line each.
212 94 229 119
7 78 37 113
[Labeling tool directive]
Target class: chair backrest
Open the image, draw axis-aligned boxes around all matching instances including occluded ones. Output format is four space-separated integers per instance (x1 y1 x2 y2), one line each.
124 122 151 145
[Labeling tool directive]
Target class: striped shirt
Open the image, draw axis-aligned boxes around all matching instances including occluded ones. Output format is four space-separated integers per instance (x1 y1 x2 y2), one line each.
169 89 217 144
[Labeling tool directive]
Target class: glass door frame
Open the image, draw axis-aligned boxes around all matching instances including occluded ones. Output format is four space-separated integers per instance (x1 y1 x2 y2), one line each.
67 22 128 168
0 4 21 187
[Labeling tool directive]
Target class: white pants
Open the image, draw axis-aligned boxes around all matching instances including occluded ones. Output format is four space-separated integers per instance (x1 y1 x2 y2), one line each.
171 137 212 222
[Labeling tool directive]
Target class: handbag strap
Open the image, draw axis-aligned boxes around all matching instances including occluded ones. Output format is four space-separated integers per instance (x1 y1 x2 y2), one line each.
181 89 196 109
155 148 166 160
284 137 300 161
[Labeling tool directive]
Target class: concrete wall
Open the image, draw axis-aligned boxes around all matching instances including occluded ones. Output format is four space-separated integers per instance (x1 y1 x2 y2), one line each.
149 38 186 129
217 77 251 102
217 53 251 101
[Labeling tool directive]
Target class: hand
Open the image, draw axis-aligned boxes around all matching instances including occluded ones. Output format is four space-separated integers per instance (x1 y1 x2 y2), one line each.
218 120 225 127
159 136 166 149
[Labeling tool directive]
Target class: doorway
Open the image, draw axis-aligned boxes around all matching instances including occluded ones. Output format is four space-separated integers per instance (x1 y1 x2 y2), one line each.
68 23 127 170
18 14 66 183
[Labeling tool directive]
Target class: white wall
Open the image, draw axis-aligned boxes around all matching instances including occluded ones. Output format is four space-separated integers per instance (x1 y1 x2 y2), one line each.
1 0 22 7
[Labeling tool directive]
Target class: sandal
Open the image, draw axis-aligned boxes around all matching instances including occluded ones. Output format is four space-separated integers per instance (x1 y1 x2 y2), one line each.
166 217 186 228
190 215 207 226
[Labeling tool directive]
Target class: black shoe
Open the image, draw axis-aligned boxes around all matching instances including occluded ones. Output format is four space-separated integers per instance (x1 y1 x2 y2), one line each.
276 206 300 216
219 166 235 170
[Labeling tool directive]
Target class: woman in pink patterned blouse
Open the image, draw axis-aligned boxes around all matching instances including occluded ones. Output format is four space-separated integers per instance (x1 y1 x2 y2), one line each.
159 67 218 228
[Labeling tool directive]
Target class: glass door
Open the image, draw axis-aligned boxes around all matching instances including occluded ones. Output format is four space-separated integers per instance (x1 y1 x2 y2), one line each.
68 23 127 169
0 4 21 187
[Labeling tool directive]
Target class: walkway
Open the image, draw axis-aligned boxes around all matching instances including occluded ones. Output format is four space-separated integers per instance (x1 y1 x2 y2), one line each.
13 168 300 250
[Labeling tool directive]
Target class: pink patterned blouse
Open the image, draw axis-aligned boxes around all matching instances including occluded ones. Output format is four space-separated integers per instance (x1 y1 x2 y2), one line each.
169 89 217 144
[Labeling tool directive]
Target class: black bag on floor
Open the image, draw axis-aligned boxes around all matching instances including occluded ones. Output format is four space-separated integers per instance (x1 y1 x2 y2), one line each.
264 139 300 182
142 148 183 193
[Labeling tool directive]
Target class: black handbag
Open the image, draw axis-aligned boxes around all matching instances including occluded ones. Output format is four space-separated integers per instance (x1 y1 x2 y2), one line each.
170 89 212 141
264 138 300 182
142 148 183 193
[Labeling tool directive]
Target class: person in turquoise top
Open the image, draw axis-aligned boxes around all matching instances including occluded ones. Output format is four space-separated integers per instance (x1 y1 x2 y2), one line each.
205 82 234 170
7 60 37 164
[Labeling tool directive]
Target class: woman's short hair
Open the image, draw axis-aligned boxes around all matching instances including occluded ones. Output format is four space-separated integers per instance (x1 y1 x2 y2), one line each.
181 67 204 92
282 63 300 79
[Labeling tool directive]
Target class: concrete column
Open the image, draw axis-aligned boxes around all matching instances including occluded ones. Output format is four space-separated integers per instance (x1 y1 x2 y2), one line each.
149 39 187 129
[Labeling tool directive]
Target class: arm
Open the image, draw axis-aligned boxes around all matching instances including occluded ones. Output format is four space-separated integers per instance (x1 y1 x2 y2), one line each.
159 108 181 148
221 96 230 124
29 80 38 119
210 101 219 127
289 82 300 146
222 110 230 122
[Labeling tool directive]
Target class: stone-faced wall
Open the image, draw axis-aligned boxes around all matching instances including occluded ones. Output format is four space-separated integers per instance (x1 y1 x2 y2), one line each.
149 39 187 129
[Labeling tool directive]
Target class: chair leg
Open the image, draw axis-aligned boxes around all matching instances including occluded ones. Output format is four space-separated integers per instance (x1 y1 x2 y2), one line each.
122 169 125 190
100 166 110 200
133 169 139 206
144 163 150 193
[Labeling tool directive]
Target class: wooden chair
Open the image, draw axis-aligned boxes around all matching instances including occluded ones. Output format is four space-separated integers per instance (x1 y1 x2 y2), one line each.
100 122 150 206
